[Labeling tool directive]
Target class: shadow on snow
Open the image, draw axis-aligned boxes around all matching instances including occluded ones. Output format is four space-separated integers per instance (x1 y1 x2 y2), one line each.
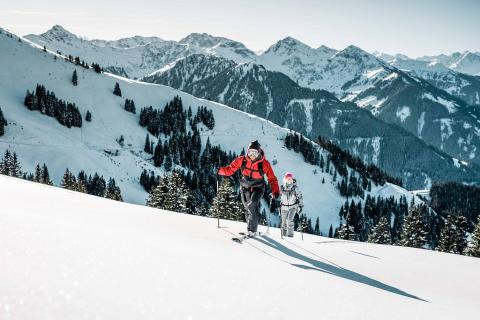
253 235 428 302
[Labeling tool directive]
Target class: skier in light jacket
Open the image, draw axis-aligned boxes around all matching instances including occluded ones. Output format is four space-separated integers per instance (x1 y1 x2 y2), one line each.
280 172 303 237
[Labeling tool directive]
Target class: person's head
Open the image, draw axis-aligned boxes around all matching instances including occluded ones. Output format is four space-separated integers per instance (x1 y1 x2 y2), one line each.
283 172 294 188
247 140 261 161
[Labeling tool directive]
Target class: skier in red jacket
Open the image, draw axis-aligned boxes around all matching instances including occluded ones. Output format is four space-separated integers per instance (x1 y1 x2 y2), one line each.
218 140 280 236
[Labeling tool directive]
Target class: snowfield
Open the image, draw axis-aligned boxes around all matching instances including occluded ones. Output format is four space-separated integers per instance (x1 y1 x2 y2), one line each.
1 175 479 320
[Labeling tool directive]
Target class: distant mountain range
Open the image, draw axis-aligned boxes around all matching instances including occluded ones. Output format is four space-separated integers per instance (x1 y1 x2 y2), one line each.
23 25 480 189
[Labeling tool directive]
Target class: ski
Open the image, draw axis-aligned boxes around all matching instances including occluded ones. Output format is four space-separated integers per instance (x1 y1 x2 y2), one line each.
231 232 261 243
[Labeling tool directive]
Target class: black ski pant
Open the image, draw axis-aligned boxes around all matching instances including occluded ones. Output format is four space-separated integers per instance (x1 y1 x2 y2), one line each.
240 184 265 232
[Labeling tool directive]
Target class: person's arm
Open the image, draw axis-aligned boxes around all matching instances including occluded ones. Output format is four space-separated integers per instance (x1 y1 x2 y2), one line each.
263 160 280 197
297 189 304 212
218 156 243 176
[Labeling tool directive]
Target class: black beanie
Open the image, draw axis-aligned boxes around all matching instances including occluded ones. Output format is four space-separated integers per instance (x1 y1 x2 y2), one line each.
248 140 261 150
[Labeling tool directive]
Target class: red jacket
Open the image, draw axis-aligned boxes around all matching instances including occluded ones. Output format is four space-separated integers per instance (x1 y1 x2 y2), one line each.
218 151 280 196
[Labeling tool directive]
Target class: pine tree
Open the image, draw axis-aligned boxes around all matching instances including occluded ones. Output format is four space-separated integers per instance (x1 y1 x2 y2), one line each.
144 134 152 154
337 224 356 240
104 178 123 201
147 171 190 213
60 168 76 190
2 152 23 177
113 82 122 97
210 179 243 221
328 225 333 238
72 70 78 86
0 106 6 136
466 220 480 257
41 164 52 185
314 217 320 235
153 141 164 166
399 205 427 248
437 214 456 253
147 175 169 208
164 154 173 171
452 215 468 254
33 164 42 183
368 216 391 244
437 214 468 255
85 110 92 122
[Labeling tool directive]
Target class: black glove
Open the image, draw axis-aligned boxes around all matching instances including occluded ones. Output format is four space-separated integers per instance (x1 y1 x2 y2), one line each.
269 193 279 213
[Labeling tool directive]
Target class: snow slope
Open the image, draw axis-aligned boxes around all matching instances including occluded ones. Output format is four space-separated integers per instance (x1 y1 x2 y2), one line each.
1 174 479 319
0 27 417 234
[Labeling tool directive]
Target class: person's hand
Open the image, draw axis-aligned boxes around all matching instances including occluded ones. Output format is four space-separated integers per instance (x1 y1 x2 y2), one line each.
269 195 278 213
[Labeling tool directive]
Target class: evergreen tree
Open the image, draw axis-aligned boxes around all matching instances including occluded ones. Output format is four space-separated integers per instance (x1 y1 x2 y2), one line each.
147 171 190 213
113 82 122 97
399 205 427 248
60 168 76 190
452 214 468 254
153 141 164 166
337 224 356 240
124 99 136 114
33 164 42 183
466 220 480 257
210 179 243 221
164 154 173 171
368 216 391 244
72 70 78 86
144 134 152 154
104 178 123 201
41 164 52 185
1 151 23 177
314 217 320 235
0 106 6 136
85 110 92 122
437 214 456 253
328 225 333 238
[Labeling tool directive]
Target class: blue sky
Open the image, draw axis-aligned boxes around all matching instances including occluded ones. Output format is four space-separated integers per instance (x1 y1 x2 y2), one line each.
1 0 479 57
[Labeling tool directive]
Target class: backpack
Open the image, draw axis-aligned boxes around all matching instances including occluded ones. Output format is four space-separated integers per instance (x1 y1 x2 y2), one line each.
240 156 264 178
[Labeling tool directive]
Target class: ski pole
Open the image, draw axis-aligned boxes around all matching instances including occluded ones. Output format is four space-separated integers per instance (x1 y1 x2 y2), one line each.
279 206 283 239
301 215 304 241
266 207 270 234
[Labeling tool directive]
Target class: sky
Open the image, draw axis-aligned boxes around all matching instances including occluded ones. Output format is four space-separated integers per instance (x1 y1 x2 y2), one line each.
1 0 479 57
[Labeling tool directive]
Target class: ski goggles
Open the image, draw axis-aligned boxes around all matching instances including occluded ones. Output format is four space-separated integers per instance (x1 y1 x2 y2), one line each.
247 149 259 158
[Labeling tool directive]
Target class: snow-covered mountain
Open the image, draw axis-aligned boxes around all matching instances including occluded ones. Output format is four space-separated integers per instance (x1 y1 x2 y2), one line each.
0 27 424 233
144 54 480 189
375 53 480 106
418 51 480 76
179 32 257 63
24 25 195 79
1 174 479 319
24 26 257 79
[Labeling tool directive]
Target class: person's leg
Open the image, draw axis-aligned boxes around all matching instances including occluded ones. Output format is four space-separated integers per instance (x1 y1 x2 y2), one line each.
287 208 296 237
246 185 264 233
280 207 288 236
240 188 252 231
